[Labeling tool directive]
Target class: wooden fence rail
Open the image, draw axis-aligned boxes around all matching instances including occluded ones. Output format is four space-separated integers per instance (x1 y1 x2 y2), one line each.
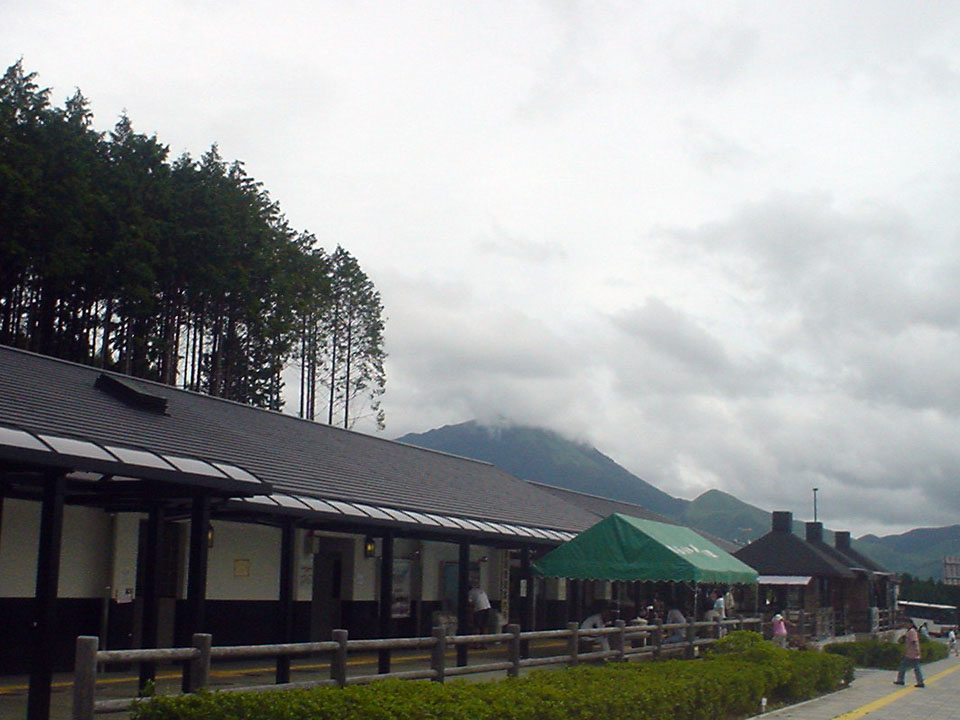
73 616 762 719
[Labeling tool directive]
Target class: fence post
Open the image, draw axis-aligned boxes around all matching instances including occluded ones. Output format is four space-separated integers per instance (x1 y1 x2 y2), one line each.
652 619 662 659
72 636 98 720
187 633 211 693
566 622 579 666
331 629 349 688
685 618 696 659
613 619 625 661
507 623 521 678
431 625 447 683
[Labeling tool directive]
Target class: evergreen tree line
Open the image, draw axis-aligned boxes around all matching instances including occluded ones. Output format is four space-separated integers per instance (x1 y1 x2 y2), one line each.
898 575 960 608
0 60 385 428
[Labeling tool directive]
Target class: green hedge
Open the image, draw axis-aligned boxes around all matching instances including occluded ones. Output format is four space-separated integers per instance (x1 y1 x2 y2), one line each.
824 637 949 669
132 632 852 720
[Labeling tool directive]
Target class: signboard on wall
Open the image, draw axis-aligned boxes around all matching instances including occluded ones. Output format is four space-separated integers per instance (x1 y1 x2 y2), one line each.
392 559 412 618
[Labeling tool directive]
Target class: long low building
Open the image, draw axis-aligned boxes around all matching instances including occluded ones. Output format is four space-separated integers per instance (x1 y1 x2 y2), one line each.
1 344 617 719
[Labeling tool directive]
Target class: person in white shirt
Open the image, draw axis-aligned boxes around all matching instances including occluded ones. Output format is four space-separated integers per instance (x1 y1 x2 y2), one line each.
580 605 611 652
467 580 492 637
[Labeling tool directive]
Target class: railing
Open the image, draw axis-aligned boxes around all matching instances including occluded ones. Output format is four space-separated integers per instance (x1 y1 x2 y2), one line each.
781 607 899 640
73 616 762 719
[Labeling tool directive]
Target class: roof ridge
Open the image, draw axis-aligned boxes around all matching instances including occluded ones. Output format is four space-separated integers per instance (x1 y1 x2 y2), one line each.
0 344 499 469
527 479 655 509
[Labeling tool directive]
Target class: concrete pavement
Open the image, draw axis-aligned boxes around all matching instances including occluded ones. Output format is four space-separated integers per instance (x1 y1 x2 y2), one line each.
766 652 960 720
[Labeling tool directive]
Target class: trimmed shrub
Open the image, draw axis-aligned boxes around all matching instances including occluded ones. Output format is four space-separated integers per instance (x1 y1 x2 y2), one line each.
824 637 949 669
132 632 853 720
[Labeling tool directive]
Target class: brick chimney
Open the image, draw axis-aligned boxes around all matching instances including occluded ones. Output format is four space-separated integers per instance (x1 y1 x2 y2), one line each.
805 521 823 543
772 511 793 533
835 531 851 551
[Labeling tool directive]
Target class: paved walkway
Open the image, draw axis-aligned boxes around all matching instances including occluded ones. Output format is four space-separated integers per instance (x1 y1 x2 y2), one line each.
766 652 960 720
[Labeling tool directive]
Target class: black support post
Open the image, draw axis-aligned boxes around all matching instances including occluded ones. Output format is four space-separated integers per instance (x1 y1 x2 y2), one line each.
183 493 210 692
139 503 164 690
378 531 394 673
27 472 66 720
276 519 296 684
519 546 532 657
456 541 470 667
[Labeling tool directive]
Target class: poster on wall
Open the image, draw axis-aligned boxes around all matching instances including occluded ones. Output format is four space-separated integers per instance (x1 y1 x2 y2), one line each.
392 559 412 618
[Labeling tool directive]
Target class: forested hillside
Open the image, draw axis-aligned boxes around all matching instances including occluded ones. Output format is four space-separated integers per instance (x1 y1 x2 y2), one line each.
397 420 688 518
0 61 385 427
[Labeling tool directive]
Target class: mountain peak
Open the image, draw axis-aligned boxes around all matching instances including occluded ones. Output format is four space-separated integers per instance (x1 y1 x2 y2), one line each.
396 420 687 518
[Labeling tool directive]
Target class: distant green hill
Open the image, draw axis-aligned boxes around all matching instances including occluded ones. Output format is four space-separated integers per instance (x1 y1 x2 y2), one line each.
681 489 778 545
396 421 687 518
396 420 959 579
856 526 960 580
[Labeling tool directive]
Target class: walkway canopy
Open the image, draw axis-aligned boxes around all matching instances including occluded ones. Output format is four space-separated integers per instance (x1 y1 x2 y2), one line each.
533 513 758 584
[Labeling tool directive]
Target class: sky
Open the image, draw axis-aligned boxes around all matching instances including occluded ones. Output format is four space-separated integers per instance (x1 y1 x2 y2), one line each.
6 1 960 537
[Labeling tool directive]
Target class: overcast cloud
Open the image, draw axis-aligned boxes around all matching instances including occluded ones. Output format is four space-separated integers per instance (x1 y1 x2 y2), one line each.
7 1 960 536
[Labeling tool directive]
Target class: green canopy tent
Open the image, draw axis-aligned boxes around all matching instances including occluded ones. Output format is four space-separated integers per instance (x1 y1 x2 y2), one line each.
533 513 758 585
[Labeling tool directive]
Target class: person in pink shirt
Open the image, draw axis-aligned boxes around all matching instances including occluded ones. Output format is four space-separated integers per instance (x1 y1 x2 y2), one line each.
893 620 925 688
771 613 790 648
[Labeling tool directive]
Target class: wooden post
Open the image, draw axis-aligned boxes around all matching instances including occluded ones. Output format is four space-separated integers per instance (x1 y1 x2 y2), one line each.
378 531 394 674
183 493 211 692
276 519 296 684
72 636 99 720
685 617 696 659
331 629 348 687
139 504 164 690
653 618 663 660
456 540 470 667
507 623 521 678
28 471 66 720
187 633 211 693
567 621 580 665
613 619 626 661
431 625 447 683
519 547 532 658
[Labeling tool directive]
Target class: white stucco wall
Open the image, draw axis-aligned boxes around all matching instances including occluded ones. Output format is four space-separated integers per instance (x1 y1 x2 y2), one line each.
110 513 141 603
417 541 501 603
206 520 282 601
0 498 111 598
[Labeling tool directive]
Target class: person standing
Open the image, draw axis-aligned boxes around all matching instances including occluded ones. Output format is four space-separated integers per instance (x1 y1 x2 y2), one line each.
771 613 791 648
712 590 727 637
894 621 925 688
467 578 492 647
948 626 957 656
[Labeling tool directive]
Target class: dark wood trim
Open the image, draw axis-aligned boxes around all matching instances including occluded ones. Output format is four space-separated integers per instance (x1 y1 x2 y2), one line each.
27 471 66 720
275 519 296 684
139 503 164 688
377 531 394 673
456 541 470 667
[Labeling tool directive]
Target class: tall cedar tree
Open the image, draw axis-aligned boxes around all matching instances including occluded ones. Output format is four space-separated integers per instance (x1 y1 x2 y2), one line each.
0 61 386 422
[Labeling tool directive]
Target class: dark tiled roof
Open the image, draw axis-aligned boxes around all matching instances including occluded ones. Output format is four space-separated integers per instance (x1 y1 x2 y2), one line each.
0 346 599 533
841 545 889 574
734 530 855 578
528 482 740 553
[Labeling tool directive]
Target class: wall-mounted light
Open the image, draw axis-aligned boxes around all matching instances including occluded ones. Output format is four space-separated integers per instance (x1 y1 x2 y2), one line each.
364 536 376 558
207 523 214 549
